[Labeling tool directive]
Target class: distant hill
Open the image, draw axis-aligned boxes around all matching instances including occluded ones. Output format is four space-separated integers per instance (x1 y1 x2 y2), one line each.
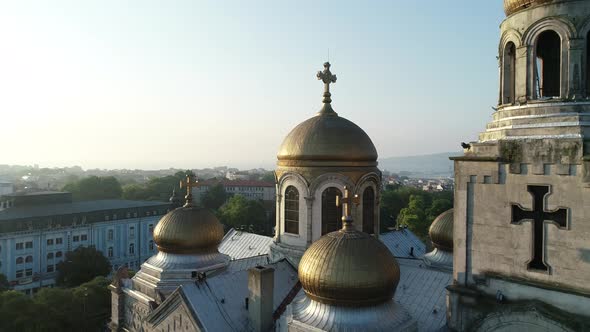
379 152 459 178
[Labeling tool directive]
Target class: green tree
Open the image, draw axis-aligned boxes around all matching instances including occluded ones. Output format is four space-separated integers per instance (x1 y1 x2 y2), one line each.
201 183 227 210
397 195 430 240
0 291 38 331
56 246 111 287
0 274 10 292
218 195 268 234
427 198 452 220
122 171 195 201
261 171 276 183
62 176 122 201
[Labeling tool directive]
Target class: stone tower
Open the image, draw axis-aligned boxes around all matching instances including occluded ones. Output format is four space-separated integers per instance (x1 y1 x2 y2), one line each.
269 62 382 265
448 1 590 331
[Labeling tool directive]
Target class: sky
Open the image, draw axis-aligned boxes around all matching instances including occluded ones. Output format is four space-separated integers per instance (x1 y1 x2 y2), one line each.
0 1 505 170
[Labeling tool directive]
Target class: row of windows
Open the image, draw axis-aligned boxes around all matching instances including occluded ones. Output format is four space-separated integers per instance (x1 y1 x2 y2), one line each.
15 241 33 250
15 269 32 278
106 224 153 241
46 238 63 246
106 241 154 258
283 186 376 236
46 252 63 260
501 29 590 103
15 256 33 264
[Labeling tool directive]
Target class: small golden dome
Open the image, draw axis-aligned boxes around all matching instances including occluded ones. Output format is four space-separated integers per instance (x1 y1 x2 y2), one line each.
298 224 400 306
504 0 562 16
277 113 378 163
153 206 224 254
429 209 453 252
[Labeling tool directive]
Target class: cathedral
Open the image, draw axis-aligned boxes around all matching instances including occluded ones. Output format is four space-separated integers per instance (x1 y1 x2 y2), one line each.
109 1 590 331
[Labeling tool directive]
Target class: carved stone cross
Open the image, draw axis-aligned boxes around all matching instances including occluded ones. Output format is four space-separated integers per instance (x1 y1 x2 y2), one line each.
511 185 568 272
317 62 337 104
179 175 199 207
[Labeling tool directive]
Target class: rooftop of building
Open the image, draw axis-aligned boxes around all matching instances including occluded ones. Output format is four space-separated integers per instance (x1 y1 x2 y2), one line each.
219 228 273 260
0 199 169 221
196 179 275 188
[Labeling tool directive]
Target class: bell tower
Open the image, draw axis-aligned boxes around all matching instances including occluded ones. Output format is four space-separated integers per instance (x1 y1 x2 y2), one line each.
448 1 590 331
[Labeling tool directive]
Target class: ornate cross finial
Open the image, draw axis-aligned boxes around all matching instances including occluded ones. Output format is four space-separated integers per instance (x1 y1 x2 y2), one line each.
317 62 337 114
179 175 199 207
336 186 359 231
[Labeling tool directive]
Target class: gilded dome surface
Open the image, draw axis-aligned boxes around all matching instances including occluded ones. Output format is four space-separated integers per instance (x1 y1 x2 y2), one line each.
277 112 378 162
429 208 453 251
153 206 224 254
504 0 559 15
298 225 400 306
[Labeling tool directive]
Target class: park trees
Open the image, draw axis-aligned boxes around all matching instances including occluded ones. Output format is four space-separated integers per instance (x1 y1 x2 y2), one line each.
62 176 122 201
56 246 111 287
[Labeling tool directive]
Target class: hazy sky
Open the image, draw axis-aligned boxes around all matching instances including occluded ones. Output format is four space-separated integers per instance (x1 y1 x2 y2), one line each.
1 1 505 170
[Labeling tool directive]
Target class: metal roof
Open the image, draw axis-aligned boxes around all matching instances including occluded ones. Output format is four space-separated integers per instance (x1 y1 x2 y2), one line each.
180 257 298 332
219 229 273 260
380 228 428 258
0 199 168 221
395 260 452 331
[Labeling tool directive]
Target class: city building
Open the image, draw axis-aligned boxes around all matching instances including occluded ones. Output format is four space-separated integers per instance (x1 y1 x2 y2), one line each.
449 0 590 330
0 190 169 294
192 179 275 204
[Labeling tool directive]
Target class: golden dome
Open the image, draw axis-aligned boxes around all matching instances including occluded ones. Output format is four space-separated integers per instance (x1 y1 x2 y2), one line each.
277 62 378 165
277 112 378 163
298 222 400 306
504 0 560 16
153 206 224 254
429 209 453 252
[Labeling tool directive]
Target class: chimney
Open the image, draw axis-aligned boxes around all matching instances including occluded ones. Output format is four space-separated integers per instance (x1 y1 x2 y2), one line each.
248 265 275 332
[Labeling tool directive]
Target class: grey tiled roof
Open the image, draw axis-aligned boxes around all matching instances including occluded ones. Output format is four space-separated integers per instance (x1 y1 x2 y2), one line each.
0 199 168 221
181 257 298 332
395 260 452 331
219 229 273 260
380 229 428 258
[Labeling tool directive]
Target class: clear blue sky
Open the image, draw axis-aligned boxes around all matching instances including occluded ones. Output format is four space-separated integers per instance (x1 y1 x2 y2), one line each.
1 1 505 170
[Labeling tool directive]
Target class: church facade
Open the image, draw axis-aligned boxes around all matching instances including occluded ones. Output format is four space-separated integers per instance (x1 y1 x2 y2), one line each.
448 1 590 330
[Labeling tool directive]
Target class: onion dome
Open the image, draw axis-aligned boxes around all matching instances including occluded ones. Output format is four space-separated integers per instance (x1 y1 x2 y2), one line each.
429 209 453 252
277 62 378 165
153 176 224 254
298 188 400 306
504 0 561 16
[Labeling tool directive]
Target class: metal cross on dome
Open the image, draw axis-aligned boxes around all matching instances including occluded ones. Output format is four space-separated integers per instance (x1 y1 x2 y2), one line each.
180 175 199 207
317 62 337 104
336 186 359 221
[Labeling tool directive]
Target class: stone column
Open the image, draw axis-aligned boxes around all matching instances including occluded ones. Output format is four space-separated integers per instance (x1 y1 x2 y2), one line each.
248 266 275 332
305 197 314 246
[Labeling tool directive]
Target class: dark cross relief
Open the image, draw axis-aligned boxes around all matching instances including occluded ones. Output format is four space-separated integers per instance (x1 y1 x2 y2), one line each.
511 185 568 272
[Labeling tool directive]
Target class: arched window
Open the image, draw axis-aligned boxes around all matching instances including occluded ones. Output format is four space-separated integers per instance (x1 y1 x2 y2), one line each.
16 257 23 264
25 256 33 263
108 247 113 258
362 187 375 234
129 243 135 255
321 187 343 235
535 30 561 98
47 253 54 260
284 186 299 234
56 251 62 258
503 42 516 104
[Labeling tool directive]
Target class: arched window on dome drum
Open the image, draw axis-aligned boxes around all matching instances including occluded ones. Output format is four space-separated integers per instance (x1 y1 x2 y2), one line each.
362 187 375 234
535 30 561 99
321 187 343 235
502 42 516 104
284 186 299 234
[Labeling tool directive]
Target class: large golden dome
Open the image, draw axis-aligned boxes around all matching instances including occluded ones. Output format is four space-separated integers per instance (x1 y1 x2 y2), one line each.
277 112 378 163
504 0 561 16
153 206 224 254
277 62 378 165
298 223 400 306
429 208 453 252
